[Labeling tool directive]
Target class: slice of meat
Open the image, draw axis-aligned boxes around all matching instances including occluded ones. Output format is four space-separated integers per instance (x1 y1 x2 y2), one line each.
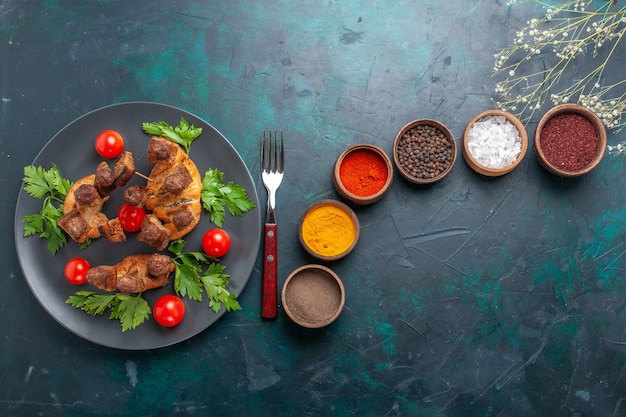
59 175 109 243
167 203 195 229
57 209 89 242
73 184 101 207
147 253 176 277
63 175 106 213
94 151 136 196
113 151 135 187
99 218 127 243
147 136 184 166
60 151 136 244
136 214 171 250
86 254 175 294
123 185 152 207
94 161 116 197
85 265 116 292
145 155 200 211
143 138 202 243
163 164 193 195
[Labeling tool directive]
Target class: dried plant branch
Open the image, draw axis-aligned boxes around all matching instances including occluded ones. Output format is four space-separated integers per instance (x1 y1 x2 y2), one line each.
493 0 626 153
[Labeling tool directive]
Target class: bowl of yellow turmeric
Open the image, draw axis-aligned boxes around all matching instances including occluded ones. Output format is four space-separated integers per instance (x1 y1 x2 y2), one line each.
299 199 360 261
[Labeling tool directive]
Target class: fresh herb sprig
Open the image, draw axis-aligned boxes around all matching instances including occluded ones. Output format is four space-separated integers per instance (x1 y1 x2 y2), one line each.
22 165 73 254
66 291 151 331
142 117 202 154
201 168 255 228
168 239 241 313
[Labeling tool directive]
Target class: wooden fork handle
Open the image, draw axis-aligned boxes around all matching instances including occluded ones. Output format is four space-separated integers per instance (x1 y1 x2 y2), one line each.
262 223 278 319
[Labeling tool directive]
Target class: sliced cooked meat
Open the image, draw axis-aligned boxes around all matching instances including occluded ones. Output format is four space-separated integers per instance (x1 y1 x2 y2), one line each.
123 185 152 207
58 209 89 242
113 151 135 187
136 214 171 250
73 184 100 207
147 253 175 277
163 164 193 195
59 151 137 244
85 265 116 292
167 204 194 229
59 174 109 243
147 136 181 165
94 161 116 197
99 218 127 243
136 136 202 249
86 254 174 294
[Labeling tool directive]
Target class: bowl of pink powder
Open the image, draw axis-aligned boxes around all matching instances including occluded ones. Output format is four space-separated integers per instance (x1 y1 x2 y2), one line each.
462 109 528 176
534 104 607 177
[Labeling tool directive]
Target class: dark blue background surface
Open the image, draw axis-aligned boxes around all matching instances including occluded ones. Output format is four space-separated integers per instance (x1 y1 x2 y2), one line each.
2 1 626 416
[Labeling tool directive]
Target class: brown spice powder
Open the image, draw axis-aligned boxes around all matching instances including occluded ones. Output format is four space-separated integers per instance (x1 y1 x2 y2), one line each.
284 270 342 326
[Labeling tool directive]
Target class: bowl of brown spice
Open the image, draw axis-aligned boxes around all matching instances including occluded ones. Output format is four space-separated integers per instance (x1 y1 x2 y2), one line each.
333 143 393 205
393 119 457 184
534 103 607 177
282 264 346 328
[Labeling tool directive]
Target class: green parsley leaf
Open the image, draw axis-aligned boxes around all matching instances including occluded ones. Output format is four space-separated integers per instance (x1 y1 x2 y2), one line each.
22 165 72 254
142 117 202 154
66 291 117 315
66 291 151 331
110 294 152 332
174 262 204 301
168 239 240 313
200 263 241 313
201 168 255 227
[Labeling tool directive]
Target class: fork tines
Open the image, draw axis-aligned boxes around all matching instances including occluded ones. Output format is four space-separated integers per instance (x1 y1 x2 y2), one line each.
262 130 284 173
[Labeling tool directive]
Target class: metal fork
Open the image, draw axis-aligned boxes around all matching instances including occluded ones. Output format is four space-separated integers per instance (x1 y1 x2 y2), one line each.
260 130 284 319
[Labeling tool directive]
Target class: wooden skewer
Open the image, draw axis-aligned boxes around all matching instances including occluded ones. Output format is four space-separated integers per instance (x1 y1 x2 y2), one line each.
135 171 151 181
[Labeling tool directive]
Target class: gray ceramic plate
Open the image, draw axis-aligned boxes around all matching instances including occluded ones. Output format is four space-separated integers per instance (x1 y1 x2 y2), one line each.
14 102 261 350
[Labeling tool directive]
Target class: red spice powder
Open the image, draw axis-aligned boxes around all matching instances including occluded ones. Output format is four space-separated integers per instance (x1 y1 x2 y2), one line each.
540 112 598 171
339 149 388 196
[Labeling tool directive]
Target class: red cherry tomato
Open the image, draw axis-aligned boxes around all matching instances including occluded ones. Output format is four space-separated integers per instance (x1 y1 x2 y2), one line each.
95 130 124 159
153 294 185 327
117 204 146 232
64 257 91 285
201 228 231 257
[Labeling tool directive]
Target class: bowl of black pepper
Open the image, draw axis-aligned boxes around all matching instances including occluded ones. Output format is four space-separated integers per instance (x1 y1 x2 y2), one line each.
393 119 457 184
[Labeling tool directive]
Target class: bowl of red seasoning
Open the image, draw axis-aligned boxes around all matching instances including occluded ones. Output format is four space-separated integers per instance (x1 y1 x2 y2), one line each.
333 144 393 205
393 119 457 184
534 103 607 177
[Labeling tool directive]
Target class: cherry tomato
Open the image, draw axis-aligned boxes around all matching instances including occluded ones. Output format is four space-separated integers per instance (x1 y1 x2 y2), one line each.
201 228 231 257
117 204 146 232
95 129 125 159
153 294 185 327
64 257 91 285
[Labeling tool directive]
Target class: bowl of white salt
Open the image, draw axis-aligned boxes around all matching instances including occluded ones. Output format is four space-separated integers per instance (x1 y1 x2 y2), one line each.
462 109 528 176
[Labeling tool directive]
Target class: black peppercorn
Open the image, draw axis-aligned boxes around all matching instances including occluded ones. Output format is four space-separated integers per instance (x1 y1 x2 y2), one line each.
395 124 454 180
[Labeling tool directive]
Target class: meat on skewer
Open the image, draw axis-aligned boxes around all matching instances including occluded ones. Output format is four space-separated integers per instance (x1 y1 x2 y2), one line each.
86 253 175 294
137 136 202 249
58 151 136 243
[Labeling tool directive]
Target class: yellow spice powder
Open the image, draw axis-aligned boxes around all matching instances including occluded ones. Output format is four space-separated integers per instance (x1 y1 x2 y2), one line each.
301 204 356 257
